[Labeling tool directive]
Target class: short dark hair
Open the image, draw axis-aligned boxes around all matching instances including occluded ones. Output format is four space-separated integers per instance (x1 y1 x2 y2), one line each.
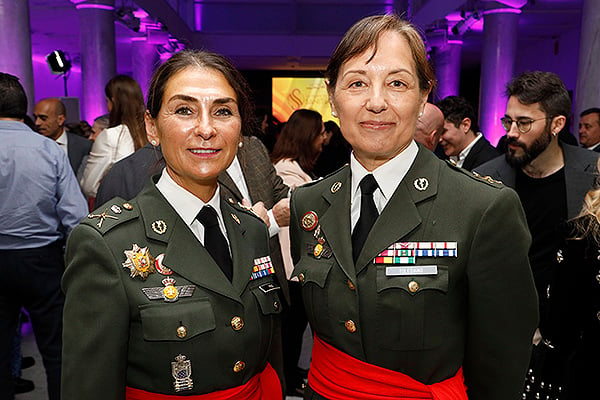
436 96 480 133
0 72 27 119
505 71 571 119
581 107 600 122
147 50 257 137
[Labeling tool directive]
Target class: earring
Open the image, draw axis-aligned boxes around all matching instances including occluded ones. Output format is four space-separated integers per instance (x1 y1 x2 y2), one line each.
151 140 157 146
331 111 338 118
238 141 243 148
418 111 423 118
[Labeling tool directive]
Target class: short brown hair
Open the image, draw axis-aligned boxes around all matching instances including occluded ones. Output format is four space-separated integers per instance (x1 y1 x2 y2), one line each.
325 14 436 95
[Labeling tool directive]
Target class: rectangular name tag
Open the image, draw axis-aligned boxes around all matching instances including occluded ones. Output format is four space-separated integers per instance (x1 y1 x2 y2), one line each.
386 265 438 276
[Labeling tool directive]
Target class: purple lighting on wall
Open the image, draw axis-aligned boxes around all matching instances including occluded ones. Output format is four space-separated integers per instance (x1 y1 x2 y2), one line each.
75 4 114 11
483 8 522 16
384 0 394 14
195 2 203 31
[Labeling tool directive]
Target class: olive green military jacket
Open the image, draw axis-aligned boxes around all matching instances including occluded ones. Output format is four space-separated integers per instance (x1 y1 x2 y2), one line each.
289 145 539 400
62 180 283 399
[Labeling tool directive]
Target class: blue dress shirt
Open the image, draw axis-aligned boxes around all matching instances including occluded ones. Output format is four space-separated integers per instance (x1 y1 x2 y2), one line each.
0 120 88 249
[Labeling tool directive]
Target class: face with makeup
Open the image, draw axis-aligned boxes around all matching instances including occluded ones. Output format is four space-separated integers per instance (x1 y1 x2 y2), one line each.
328 30 429 171
145 66 242 200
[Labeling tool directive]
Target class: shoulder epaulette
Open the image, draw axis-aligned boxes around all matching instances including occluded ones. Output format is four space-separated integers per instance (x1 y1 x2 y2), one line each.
298 164 349 190
445 160 504 188
80 198 139 234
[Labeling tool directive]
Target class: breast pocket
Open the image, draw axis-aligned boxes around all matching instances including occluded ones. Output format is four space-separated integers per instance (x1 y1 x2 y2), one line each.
375 264 449 350
292 255 334 333
250 281 283 316
139 298 216 341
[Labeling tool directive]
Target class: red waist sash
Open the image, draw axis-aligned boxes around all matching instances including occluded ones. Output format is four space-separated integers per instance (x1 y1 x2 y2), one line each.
309 336 468 400
126 363 281 400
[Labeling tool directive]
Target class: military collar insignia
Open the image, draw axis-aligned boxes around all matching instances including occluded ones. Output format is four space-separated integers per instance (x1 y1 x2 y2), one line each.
123 244 156 280
330 181 342 193
231 213 241 224
413 177 429 191
151 220 167 235
87 209 119 228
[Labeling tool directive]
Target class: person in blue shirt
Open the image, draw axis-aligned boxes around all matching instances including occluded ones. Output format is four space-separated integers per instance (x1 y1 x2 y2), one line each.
0 72 88 400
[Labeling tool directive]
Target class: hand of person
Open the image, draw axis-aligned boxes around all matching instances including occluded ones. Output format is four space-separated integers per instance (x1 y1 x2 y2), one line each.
272 198 290 227
242 199 270 228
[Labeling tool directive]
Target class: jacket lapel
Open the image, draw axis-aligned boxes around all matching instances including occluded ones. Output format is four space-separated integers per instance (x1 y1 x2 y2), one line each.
563 144 598 218
218 172 243 203
318 169 355 281
137 182 241 302
355 147 440 274
221 201 257 296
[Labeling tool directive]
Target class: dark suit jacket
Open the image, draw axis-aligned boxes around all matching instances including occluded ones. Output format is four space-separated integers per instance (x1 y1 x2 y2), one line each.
95 136 290 303
67 131 92 175
63 182 282 397
95 143 164 206
461 136 500 171
290 145 538 400
218 136 291 304
475 142 599 219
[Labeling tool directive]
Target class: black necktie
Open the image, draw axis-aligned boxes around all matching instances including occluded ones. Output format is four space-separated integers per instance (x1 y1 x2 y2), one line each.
196 206 233 281
352 174 379 263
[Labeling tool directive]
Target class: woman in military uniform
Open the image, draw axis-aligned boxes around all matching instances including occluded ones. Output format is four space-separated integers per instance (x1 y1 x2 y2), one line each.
289 14 538 400
62 50 282 400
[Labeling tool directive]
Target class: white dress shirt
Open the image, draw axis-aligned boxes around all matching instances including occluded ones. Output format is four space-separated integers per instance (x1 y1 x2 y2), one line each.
55 129 68 153
155 168 230 252
350 140 419 232
225 155 281 237
449 133 482 168
80 124 134 198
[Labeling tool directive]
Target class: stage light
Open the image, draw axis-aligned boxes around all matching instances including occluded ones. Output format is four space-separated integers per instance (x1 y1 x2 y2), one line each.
46 50 72 75
451 11 482 36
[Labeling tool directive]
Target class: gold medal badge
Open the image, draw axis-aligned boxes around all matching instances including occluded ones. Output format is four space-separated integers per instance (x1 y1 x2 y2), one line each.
161 277 179 301
301 211 318 231
123 244 156 280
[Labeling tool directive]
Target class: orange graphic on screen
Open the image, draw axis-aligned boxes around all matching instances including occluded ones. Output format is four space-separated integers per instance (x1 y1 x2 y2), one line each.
272 77 336 122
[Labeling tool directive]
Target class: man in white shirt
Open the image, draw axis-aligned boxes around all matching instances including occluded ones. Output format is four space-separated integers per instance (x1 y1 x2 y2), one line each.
437 95 499 171
33 98 91 175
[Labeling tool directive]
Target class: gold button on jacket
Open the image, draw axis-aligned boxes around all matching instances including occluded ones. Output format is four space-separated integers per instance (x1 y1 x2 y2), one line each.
62 183 283 398
289 149 539 400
